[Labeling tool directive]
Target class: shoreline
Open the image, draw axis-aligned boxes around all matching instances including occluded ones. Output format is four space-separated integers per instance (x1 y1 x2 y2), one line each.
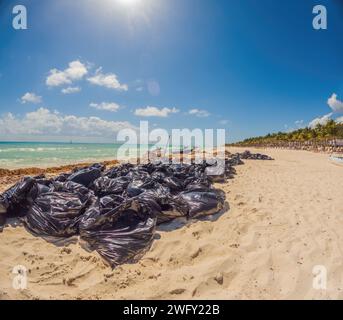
0 145 331 174
0 159 119 192
2 144 337 174
0 146 334 191
0 159 120 177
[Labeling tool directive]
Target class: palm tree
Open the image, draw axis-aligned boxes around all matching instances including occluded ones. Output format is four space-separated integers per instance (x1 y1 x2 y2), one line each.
230 120 343 148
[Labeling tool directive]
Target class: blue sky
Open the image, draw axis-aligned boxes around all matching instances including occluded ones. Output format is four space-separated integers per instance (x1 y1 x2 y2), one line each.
0 0 343 142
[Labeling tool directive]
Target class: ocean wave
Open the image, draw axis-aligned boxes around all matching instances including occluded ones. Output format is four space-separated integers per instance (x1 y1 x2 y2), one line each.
0 147 88 152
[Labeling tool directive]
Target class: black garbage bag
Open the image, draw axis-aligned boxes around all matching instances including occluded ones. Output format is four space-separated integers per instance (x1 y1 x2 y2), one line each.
177 188 226 219
227 154 244 166
237 151 274 161
79 192 160 231
127 177 156 198
54 173 71 182
169 163 192 179
126 169 150 181
80 214 156 268
137 186 188 224
91 176 131 197
26 182 51 203
79 193 159 267
150 171 167 182
157 199 188 224
184 174 212 191
225 165 237 179
205 160 226 183
161 176 184 192
51 180 93 195
185 179 212 191
23 182 95 238
104 163 135 178
67 164 103 187
53 163 105 186
135 192 162 219
138 162 157 174
0 214 6 231
0 177 36 217
78 195 131 231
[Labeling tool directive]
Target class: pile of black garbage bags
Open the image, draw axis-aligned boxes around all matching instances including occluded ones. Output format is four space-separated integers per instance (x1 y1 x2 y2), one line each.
0 151 272 267
237 150 273 161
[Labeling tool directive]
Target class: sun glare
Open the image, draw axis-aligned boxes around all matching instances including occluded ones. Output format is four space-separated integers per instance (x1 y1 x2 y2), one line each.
117 0 141 6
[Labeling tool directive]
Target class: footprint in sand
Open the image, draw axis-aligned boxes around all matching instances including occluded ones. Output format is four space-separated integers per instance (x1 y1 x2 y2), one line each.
191 248 202 259
170 288 186 295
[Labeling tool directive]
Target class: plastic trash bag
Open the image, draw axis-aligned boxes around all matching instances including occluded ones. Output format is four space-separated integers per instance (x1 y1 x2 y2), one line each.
139 186 188 224
205 160 226 183
127 177 156 198
67 164 103 187
227 154 244 166
177 188 226 219
91 176 131 197
0 177 36 217
78 195 133 231
23 182 95 238
184 174 212 191
79 193 160 232
104 163 135 179
161 176 184 192
237 151 273 161
80 215 156 268
79 194 159 267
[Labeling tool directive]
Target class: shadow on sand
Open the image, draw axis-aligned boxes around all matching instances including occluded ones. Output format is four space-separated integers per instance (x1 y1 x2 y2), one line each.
1 201 230 247
157 201 230 233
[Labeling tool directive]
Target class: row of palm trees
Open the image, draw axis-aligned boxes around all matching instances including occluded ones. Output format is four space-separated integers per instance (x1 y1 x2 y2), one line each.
231 120 343 147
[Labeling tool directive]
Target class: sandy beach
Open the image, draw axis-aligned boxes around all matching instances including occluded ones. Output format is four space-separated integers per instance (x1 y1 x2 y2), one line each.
1 148 343 300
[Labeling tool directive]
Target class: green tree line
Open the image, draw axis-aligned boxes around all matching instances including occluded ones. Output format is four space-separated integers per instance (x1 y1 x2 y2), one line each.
232 120 343 146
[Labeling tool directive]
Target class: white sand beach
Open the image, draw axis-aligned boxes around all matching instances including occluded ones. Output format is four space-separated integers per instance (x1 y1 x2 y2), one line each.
1 148 343 300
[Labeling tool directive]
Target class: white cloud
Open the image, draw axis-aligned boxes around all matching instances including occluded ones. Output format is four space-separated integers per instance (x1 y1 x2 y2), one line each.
306 93 343 129
134 106 179 118
87 68 128 91
0 108 136 137
284 120 306 132
61 86 81 94
21 92 42 104
295 120 304 127
90 102 121 112
309 113 333 128
336 116 343 124
328 93 343 113
46 60 88 87
188 109 210 118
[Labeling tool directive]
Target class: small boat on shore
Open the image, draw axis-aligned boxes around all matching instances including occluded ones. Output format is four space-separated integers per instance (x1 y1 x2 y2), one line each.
329 154 343 167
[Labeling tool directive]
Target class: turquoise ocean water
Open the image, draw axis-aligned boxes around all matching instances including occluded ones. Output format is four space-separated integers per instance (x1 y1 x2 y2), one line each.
0 142 150 169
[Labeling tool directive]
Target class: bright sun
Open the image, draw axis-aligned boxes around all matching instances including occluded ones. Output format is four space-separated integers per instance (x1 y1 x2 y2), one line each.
117 0 141 6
